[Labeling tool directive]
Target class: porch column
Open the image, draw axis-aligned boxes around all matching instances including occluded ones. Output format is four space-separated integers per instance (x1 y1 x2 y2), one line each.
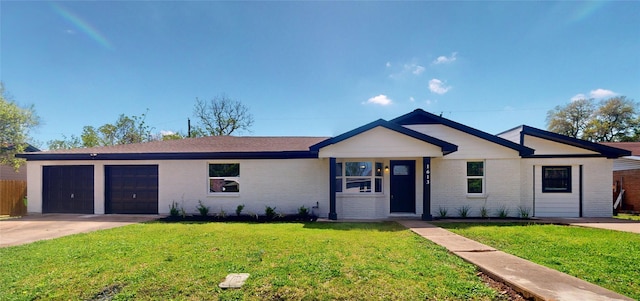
421 157 432 221
329 157 338 220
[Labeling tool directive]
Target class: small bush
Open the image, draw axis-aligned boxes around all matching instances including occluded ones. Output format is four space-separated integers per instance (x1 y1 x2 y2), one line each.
298 206 309 217
480 206 489 218
438 207 448 218
196 200 209 216
265 206 277 220
235 204 245 216
457 205 471 218
169 201 180 217
518 206 531 219
179 206 187 219
496 205 510 218
217 208 227 218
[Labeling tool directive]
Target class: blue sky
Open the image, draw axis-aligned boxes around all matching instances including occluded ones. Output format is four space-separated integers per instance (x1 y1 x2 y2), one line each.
2 1 639 149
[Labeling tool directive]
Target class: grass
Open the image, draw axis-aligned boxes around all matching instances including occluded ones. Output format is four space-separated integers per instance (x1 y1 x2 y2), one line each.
437 222 640 300
615 213 640 221
0 221 505 301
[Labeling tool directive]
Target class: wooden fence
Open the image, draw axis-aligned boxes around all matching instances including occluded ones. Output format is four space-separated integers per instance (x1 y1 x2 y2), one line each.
0 180 27 216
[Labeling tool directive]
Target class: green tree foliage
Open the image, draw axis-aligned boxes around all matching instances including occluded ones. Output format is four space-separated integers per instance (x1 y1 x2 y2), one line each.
192 95 254 136
546 99 594 138
547 96 639 142
48 111 154 150
0 83 40 169
584 96 639 142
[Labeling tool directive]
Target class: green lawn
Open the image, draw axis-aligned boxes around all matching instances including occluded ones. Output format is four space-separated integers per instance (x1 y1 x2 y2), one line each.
615 213 640 221
1 222 505 301
436 222 640 300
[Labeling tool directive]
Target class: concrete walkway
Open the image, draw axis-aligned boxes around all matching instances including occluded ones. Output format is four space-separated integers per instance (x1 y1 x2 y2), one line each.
398 220 633 301
0 214 159 248
539 217 640 234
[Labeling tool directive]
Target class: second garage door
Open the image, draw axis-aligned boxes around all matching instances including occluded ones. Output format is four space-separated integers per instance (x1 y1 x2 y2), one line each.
105 165 158 214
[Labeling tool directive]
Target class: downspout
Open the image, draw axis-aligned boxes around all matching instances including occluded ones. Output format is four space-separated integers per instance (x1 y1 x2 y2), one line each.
329 157 337 220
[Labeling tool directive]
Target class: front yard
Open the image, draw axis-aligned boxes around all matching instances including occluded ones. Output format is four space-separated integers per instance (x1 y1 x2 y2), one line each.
437 222 640 300
1 221 505 301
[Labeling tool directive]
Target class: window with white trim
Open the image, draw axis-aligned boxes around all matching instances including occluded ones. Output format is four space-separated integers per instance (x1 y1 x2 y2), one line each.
209 163 239 193
466 161 484 194
335 161 383 193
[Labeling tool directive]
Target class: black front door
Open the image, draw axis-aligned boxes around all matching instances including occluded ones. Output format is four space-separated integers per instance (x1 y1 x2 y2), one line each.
105 165 158 214
390 160 415 213
42 165 94 214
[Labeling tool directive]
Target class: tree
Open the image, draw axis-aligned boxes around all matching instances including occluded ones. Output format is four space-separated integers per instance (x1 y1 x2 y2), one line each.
583 96 638 142
547 96 639 142
192 95 254 136
546 99 595 138
48 111 155 150
0 83 40 169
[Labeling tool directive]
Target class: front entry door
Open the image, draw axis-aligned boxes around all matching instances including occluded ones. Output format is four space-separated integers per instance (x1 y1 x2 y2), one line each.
390 160 415 213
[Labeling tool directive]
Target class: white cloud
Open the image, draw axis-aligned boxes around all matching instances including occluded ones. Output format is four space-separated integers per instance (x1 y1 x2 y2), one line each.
160 130 176 136
412 65 425 75
429 79 451 95
570 89 617 101
590 88 616 99
364 94 393 106
385 61 391 67
433 52 457 64
409 96 415 102
571 94 587 102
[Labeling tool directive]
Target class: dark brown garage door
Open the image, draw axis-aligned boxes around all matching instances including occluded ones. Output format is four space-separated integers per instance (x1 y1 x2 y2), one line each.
43 165 94 214
105 165 158 214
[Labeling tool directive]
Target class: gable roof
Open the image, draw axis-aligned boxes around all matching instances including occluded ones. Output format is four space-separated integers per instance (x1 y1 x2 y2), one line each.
18 136 328 161
600 142 640 156
310 119 458 155
390 109 534 156
519 125 631 158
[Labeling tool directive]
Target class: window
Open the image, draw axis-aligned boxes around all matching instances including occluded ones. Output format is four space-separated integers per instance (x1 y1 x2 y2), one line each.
466 161 484 194
542 166 571 193
209 163 239 193
335 161 383 193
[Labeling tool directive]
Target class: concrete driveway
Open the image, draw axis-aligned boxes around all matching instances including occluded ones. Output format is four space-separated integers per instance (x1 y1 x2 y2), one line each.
0 214 159 248
540 217 640 234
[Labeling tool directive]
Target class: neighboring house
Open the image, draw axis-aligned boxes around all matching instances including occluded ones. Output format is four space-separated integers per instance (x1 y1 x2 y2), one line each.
601 142 640 212
17 109 630 219
0 144 40 181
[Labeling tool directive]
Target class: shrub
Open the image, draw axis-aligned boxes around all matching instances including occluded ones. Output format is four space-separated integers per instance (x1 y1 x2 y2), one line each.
496 205 510 218
235 204 245 216
169 201 180 217
457 205 471 218
265 206 277 220
196 200 209 216
518 206 531 219
298 206 309 217
480 206 489 218
438 207 448 218
217 208 227 218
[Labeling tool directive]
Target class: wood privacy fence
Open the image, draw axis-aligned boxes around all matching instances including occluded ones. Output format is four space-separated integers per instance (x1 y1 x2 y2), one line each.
0 180 27 216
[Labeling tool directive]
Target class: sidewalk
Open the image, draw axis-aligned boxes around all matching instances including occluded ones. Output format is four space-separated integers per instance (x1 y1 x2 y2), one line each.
397 220 633 301
538 217 640 234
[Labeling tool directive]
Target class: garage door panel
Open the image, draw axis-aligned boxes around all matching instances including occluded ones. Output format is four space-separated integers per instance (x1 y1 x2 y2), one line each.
42 166 94 214
106 165 158 214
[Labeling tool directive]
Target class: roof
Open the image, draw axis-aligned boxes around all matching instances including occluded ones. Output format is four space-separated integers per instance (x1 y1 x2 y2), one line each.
310 119 458 155
391 109 535 156
600 142 640 156
17 136 328 161
520 126 631 158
